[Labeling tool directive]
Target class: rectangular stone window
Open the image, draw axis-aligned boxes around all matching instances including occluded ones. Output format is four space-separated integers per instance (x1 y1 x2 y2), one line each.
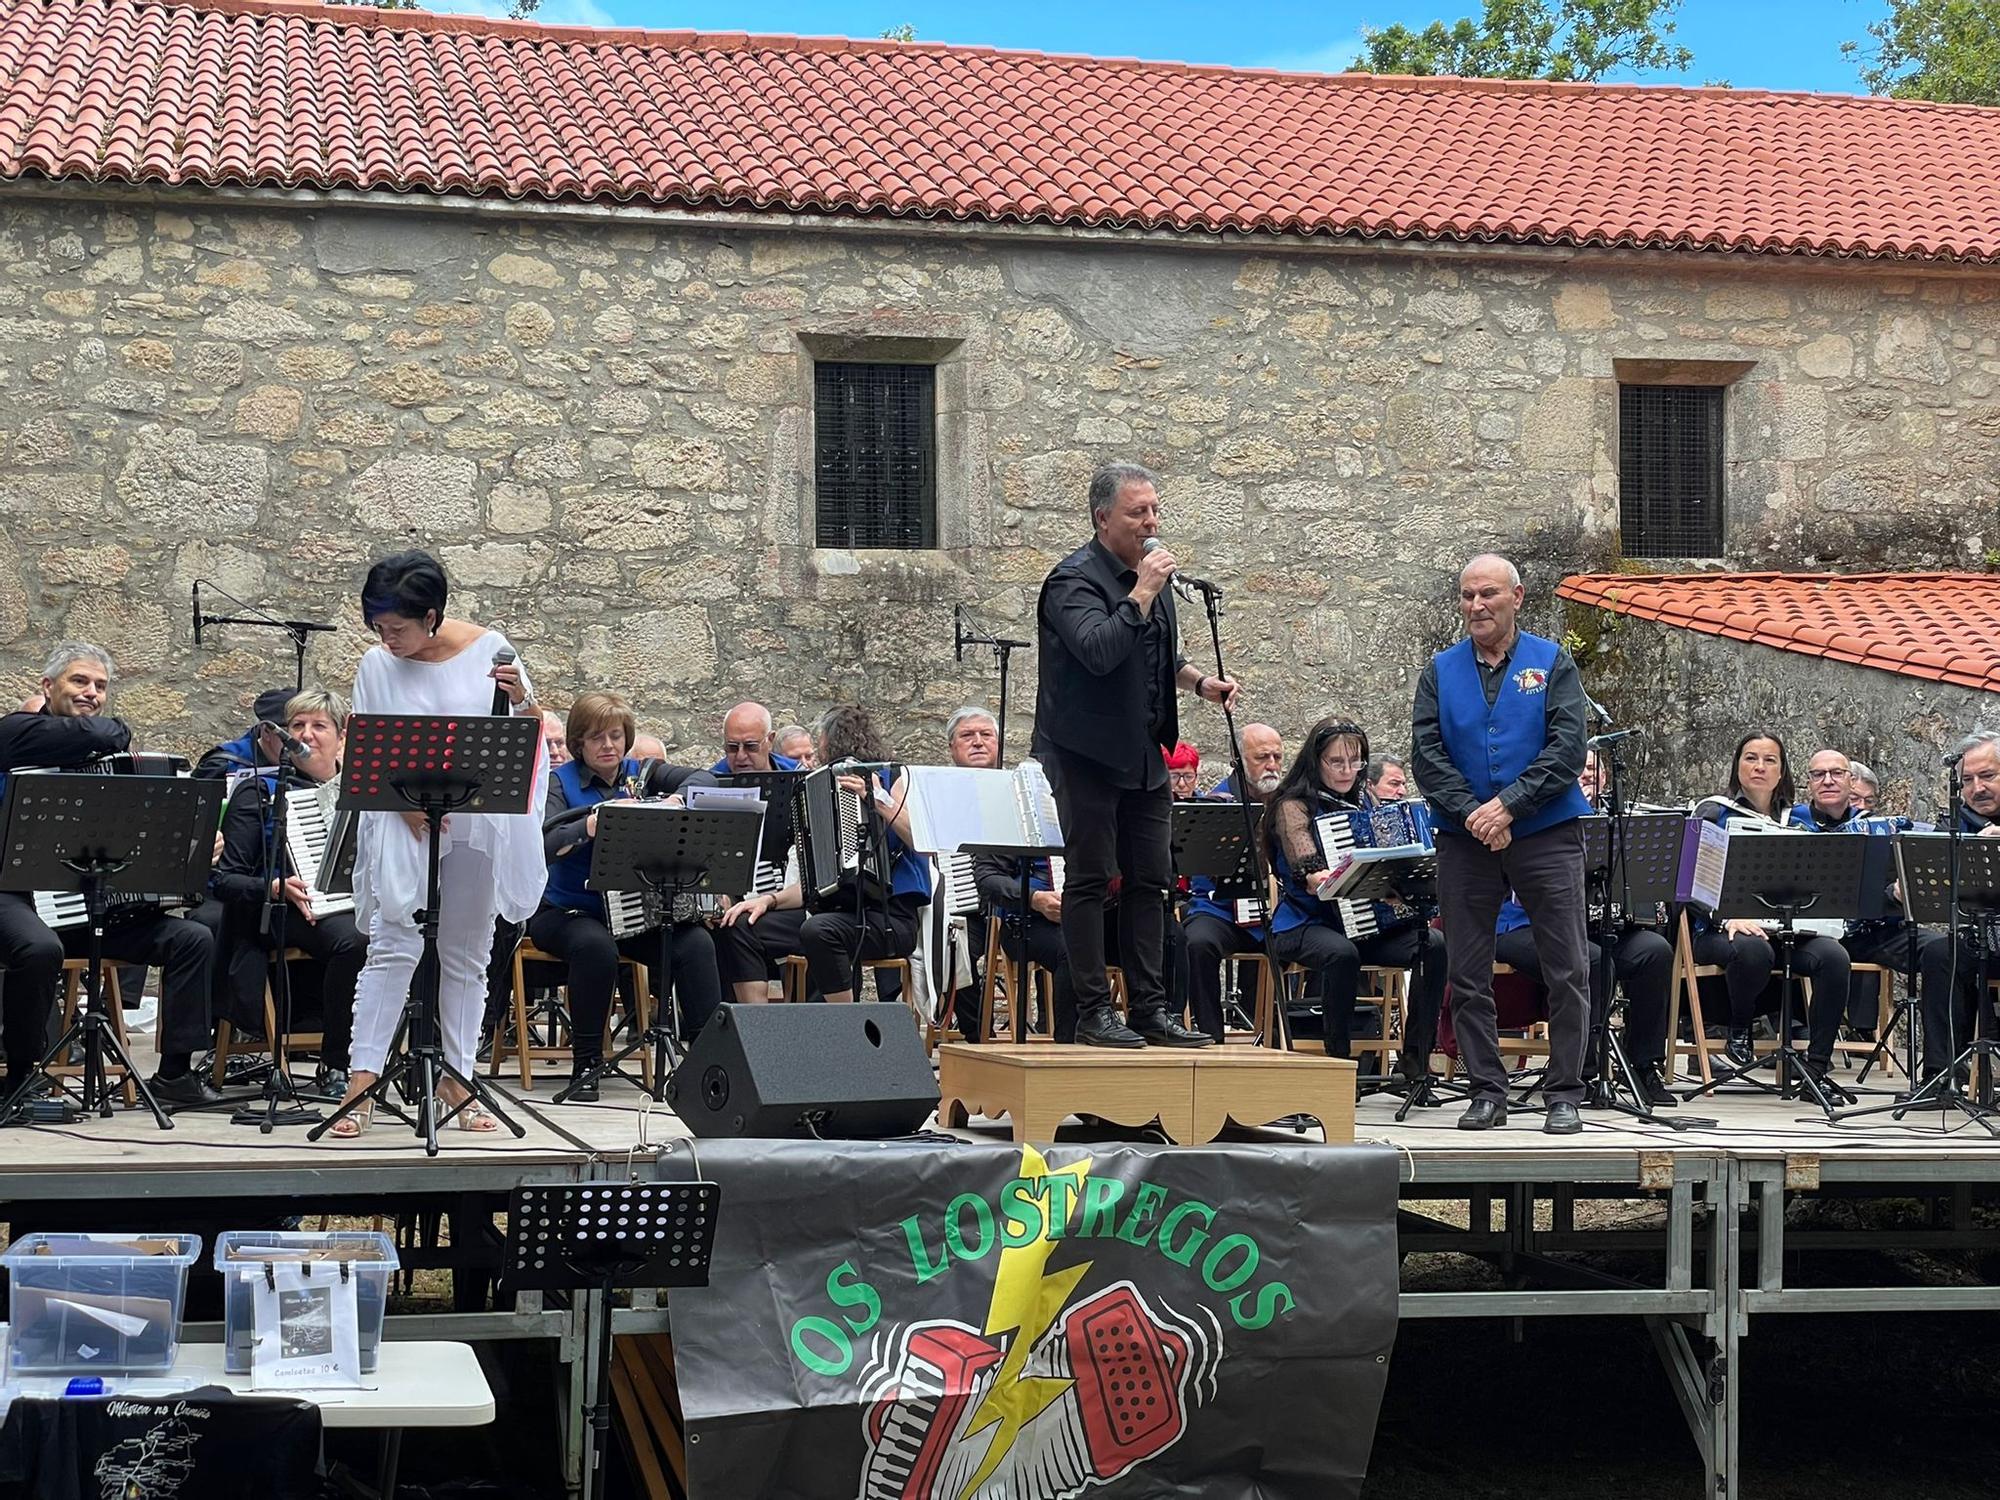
1618 383 1725 557
813 361 937 549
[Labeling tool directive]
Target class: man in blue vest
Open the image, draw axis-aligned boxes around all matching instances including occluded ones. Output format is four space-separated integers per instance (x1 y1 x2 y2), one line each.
1411 554 1592 1133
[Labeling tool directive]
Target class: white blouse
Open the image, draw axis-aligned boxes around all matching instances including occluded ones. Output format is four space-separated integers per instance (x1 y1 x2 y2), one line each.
349 628 549 928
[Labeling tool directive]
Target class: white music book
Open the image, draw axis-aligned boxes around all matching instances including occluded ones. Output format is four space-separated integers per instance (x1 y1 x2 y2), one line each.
900 762 1064 855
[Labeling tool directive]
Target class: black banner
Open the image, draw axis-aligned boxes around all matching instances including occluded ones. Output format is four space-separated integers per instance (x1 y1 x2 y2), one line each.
669 1138 1398 1499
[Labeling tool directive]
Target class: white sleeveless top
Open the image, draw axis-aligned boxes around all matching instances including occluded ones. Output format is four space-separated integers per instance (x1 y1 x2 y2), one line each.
349 628 549 927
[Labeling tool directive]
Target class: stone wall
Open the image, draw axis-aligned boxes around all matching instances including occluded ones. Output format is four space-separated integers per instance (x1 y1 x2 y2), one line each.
0 191 1996 767
1566 605 1999 821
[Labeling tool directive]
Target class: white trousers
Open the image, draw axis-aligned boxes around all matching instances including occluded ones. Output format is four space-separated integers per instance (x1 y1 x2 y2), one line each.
350 844 497 1078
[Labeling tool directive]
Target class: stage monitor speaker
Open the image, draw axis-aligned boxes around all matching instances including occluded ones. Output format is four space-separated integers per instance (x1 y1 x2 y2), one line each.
665 1002 939 1139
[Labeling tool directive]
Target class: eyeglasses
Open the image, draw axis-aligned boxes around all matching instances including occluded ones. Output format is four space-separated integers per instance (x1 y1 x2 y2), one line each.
1807 769 1850 781
1322 756 1362 769
722 741 768 754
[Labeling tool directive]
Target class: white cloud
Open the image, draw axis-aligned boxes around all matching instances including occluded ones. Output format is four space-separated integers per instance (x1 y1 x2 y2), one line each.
1254 33 1373 76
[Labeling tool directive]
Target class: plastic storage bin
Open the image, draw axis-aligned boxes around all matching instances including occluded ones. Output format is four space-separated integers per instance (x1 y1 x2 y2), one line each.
213 1230 399 1375
1 1232 202 1374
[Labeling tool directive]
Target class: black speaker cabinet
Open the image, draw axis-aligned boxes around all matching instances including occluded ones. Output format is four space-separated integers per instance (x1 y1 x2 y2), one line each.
665 1002 939 1139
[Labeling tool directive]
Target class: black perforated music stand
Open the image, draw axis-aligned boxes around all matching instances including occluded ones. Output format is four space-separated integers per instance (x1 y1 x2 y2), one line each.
1172 802 1266 900
308 712 541 1155
1682 832 1869 1118
1582 813 1686 910
506 1180 718 1500
565 804 764 1103
0 773 220 1129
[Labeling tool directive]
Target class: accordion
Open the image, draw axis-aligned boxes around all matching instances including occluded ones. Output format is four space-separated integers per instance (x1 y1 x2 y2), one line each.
604 858 785 937
797 765 889 911
283 779 356 920
1312 798 1435 939
860 1283 1195 1500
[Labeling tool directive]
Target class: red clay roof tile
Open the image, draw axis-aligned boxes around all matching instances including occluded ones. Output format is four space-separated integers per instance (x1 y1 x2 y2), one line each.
4 0 2000 258
1558 573 2000 693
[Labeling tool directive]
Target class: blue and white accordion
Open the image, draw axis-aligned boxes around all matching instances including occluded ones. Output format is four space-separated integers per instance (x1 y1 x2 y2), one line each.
1312 799 1436 938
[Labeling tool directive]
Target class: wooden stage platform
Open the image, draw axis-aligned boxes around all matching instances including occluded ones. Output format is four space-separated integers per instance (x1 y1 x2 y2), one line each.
7 1034 2000 1500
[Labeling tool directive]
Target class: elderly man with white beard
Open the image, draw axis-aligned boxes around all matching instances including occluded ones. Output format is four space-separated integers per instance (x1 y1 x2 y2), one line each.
1180 723 1284 1042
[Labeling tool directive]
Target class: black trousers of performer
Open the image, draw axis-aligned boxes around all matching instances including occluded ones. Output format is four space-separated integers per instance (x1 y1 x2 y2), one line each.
1843 925 1986 1077
717 896 923 1000
1437 823 1590 1106
227 907 365 1072
1268 920 1444 1066
1043 749 1173 1023
1495 923 1671 1067
1690 928 1851 1062
528 906 722 1052
1184 914 1263 1042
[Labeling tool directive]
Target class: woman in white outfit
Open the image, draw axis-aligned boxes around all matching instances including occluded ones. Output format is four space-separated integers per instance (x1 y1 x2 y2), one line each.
331 551 548 1137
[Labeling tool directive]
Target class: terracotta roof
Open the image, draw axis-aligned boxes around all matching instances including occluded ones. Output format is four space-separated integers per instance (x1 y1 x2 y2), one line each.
1558 573 2000 693
4 0 2000 260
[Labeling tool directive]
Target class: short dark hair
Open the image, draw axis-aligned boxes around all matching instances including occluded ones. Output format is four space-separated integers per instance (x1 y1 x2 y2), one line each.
566 691 637 765
361 550 449 630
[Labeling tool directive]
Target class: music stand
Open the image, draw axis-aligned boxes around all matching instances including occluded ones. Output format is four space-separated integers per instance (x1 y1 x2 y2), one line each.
1681 832 1870 1120
506 1180 718 1500
1173 801 1267 1035
1835 833 2000 1134
0 773 221 1130
308 713 541 1155
717 769 804 866
229 750 324 1131
564 804 763 1103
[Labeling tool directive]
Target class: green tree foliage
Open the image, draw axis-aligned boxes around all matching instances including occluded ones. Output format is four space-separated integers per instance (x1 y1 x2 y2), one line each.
1351 0 1693 82
1846 0 2000 104
325 0 541 16
880 23 918 41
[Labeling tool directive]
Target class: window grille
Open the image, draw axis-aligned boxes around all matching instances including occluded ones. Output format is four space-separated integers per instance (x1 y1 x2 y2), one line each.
1618 383 1725 557
814 362 937 549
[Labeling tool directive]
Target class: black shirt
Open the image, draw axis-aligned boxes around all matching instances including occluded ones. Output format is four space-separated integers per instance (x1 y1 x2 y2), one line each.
1037 538 1184 790
1410 630 1588 826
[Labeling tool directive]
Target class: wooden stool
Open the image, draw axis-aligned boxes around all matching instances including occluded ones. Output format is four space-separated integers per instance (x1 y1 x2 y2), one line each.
976 916 1053 1043
778 954 915 1007
213 946 317 1086
1663 911 1721 1085
53 959 135 1105
1220 951 1275 1045
938 1043 1356 1144
1817 962 1901 1075
494 940 652 1090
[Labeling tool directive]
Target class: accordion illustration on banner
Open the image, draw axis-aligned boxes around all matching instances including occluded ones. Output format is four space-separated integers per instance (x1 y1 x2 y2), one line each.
858 1282 1216 1500
1312 799 1436 939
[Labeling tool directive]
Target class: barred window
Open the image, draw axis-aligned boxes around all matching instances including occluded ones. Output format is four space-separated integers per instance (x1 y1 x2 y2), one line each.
814 361 937 549
1619 383 1725 557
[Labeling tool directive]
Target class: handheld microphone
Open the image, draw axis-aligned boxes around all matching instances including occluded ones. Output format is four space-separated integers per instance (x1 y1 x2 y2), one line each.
192 580 202 646
1589 727 1645 747
257 721 310 761
1140 538 1221 597
491 648 516 716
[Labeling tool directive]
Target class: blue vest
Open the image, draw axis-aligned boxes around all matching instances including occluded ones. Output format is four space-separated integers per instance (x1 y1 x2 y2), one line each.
1434 633 1590 838
542 758 645 920
879 769 932 901
1497 897 1529 935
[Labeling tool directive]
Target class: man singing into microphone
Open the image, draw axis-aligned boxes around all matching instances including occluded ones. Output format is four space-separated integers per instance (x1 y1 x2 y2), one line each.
1032 462 1236 1048
1412 554 1592 1133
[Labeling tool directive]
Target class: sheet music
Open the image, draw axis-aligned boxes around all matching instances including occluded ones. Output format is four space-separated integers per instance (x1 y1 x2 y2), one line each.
901 764 1064 854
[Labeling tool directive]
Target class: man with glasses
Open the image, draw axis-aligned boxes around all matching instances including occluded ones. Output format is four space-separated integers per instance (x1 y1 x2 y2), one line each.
711 703 800 777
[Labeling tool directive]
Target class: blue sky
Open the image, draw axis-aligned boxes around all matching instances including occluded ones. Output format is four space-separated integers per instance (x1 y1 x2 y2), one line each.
505 0 1896 96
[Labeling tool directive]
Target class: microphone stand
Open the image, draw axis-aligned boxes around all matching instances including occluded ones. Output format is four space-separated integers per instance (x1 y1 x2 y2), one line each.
1187 581 1275 1044
193 579 336 691
231 742 322 1130
953 606 1030 767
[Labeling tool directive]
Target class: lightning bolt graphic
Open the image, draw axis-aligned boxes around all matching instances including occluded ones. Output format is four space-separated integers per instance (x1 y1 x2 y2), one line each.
955 1143 1092 1500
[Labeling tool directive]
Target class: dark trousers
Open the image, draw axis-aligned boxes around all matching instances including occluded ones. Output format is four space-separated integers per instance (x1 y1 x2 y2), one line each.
1691 927 1850 1061
1497 923 1671 1067
1438 823 1591 1105
1043 749 1173 1021
1845 925 1984 1075
528 906 722 1052
1184 914 1264 1041
1268 919 1443 1065
44 906 214 1068
0 892 63 1080
716 899 922 998
228 906 366 1071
